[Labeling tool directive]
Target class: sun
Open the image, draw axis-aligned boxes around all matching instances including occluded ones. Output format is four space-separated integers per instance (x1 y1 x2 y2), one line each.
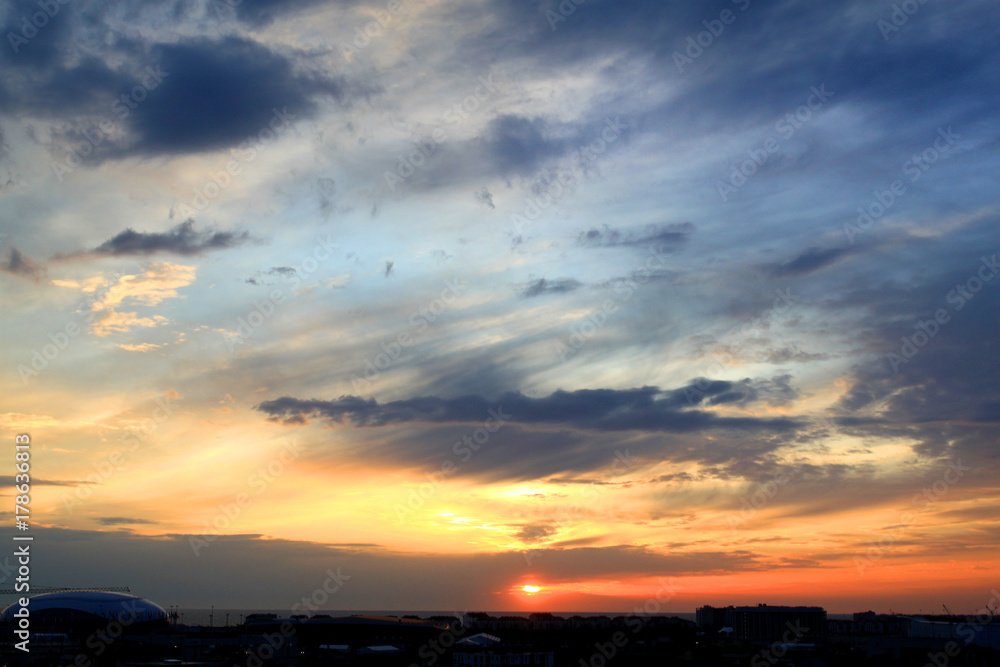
522 584 540 594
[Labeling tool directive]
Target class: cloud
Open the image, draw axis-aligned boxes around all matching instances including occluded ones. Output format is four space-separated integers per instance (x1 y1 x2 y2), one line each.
97 517 159 526
578 223 695 252
474 186 495 209
514 523 559 544
122 36 347 157
91 263 197 311
27 527 763 609
117 343 162 352
254 384 801 434
60 221 253 259
0 247 46 282
832 250 1000 463
247 266 296 285
2 31 352 160
54 263 196 336
0 475 77 487
518 278 582 298
679 375 799 408
91 312 168 337
766 246 861 278
231 0 358 28
0 0 75 69
482 115 568 176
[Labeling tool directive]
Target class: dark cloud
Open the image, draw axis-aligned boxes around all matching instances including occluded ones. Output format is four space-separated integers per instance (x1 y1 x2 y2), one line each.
677 374 799 408
316 177 338 218
474 186 495 209
0 0 76 69
578 223 695 252
1 247 46 282
25 527 763 609
0 475 76 487
552 536 605 548
247 266 297 285
828 238 1000 464
766 246 861 278
373 106 633 196
518 278 581 298
0 37 136 119
483 115 567 176
2 24 352 159
58 221 253 259
254 384 801 434
755 345 832 364
514 523 558 544
97 517 158 526
231 0 356 28
123 36 345 156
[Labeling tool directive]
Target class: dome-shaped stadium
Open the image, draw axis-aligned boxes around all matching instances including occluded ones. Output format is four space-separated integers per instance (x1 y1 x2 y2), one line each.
0 591 167 627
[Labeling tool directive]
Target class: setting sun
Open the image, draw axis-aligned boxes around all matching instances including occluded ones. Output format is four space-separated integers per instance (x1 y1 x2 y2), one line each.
522 585 541 594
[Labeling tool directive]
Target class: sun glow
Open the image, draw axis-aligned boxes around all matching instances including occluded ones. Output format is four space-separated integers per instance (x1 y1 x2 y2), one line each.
522 585 541 593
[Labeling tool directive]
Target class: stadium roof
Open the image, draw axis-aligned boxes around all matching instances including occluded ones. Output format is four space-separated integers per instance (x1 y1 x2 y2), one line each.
0 591 166 623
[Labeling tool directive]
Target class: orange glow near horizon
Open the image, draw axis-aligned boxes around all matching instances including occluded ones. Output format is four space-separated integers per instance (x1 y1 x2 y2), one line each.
14 386 1000 614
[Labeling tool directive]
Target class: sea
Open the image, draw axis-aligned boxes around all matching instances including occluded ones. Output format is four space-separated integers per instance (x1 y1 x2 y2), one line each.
170 609 856 626
170 609 700 626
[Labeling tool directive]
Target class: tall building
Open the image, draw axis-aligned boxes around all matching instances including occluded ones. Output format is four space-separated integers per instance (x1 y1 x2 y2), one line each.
730 604 827 643
696 605 734 630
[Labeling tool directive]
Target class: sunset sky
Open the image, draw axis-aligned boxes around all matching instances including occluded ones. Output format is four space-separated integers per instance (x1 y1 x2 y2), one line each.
1 0 999 614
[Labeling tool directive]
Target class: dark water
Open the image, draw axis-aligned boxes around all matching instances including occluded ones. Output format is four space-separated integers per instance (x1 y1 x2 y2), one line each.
171 609 702 626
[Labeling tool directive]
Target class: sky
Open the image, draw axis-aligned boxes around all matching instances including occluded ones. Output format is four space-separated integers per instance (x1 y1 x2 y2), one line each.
1 0 999 615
